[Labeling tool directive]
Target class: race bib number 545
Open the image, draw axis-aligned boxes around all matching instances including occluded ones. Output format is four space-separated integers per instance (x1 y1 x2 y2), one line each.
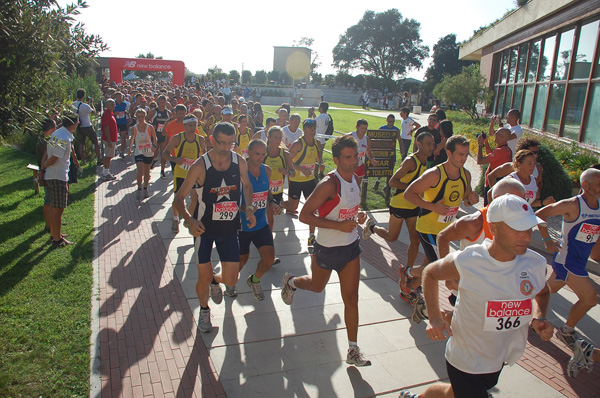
483 299 532 332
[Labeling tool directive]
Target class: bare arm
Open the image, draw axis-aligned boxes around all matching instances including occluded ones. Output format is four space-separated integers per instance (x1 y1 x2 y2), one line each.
404 168 449 215
462 169 478 207
174 160 206 237
536 198 579 252
299 176 358 232
423 254 460 340
162 135 181 163
388 157 416 189
437 213 484 258
238 155 256 229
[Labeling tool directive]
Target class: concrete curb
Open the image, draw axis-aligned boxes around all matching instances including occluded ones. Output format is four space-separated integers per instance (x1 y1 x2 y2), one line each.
89 173 101 398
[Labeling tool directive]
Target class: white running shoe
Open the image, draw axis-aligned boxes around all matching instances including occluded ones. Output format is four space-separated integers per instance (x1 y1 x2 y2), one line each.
361 218 375 240
198 308 212 333
346 346 371 367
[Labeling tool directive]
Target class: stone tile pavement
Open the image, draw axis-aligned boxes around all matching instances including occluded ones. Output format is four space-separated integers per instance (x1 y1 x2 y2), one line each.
92 155 599 398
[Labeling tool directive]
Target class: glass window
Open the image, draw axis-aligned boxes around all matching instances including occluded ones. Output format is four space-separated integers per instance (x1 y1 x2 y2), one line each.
562 84 588 140
500 50 509 83
516 43 528 83
508 47 518 83
528 40 541 82
513 85 523 111
574 20 599 79
539 36 556 81
521 85 534 126
492 86 500 113
553 28 575 81
495 86 506 115
504 86 513 115
583 83 600 145
532 84 549 130
545 84 566 135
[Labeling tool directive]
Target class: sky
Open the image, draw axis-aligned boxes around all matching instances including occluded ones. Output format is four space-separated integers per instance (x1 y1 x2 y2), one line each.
64 0 519 81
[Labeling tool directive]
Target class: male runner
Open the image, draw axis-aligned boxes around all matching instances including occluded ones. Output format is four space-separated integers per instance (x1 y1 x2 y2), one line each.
315 102 331 179
281 135 371 367
282 114 303 147
174 122 255 333
347 119 377 186
226 139 281 299
148 95 172 178
163 115 205 233
163 104 187 172
403 136 478 318
400 194 553 398
113 92 129 156
288 119 321 247
536 167 600 349
362 132 434 301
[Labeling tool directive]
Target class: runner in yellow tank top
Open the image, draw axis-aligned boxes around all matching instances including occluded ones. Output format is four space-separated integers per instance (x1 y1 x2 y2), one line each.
235 115 253 158
163 114 206 234
403 135 479 308
288 119 321 245
264 126 295 229
361 132 435 302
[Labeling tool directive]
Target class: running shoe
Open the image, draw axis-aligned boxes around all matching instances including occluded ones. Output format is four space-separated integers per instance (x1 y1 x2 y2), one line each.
556 327 579 350
399 391 418 398
102 173 116 181
198 308 212 333
272 257 281 266
361 218 375 240
136 190 142 200
210 281 223 304
567 339 595 377
346 346 372 367
224 285 238 298
399 291 418 305
171 219 179 234
160 170 167 180
399 265 414 295
52 237 74 248
281 272 295 305
247 275 264 301
143 188 150 199
119 152 125 158
411 297 428 324
372 180 380 191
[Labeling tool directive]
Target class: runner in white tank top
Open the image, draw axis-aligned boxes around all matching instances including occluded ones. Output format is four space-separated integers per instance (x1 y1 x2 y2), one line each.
281 135 372 367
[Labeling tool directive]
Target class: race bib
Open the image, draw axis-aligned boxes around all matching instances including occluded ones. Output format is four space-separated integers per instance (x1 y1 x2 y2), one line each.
483 299 532 332
252 191 268 209
157 123 165 133
437 206 459 224
212 201 239 221
269 179 283 194
358 151 366 162
180 158 195 171
138 143 152 154
339 204 359 220
115 111 125 119
525 190 535 200
575 223 600 243
242 149 248 158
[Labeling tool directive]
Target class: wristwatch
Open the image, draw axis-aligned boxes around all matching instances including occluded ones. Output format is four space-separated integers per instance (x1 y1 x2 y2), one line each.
246 205 256 212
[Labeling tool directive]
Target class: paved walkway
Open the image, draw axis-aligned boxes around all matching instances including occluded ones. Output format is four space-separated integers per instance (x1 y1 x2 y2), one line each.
94 155 599 398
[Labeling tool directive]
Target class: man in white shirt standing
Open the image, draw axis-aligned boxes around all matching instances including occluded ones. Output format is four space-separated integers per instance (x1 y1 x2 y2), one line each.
399 107 421 161
315 101 331 179
43 114 79 248
489 108 522 160
400 194 553 398
282 114 303 147
73 88 101 165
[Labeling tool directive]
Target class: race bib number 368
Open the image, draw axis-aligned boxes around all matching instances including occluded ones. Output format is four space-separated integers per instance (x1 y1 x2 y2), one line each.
483 299 532 332
212 201 239 221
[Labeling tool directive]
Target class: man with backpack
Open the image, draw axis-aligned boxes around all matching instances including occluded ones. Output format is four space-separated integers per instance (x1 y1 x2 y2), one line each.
73 88 101 165
315 101 333 180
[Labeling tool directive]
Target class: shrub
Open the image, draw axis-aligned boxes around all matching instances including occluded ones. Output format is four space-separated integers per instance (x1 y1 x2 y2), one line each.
537 144 573 201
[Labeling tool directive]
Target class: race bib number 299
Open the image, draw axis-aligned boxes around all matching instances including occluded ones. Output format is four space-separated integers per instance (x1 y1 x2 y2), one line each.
212 201 239 221
483 299 532 332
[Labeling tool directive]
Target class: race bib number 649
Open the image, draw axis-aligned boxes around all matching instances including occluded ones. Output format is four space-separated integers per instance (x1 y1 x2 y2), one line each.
483 299 532 332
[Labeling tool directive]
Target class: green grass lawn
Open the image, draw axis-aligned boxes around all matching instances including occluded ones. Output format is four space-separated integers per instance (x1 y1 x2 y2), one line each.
263 105 402 209
0 146 95 397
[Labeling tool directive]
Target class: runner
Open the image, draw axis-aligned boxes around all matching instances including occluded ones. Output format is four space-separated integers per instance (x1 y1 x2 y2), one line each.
264 126 294 232
282 114 303 147
400 194 553 398
281 134 371 367
288 119 321 247
148 95 172 179
362 132 435 301
315 102 331 180
226 139 281 300
346 119 377 186
128 109 157 199
163 104 187 175
536 167 600 350
235 114 253 159
113 92 130 157
403 136 478 319
173 122 256 333
252 117 277 142
163 114 206 233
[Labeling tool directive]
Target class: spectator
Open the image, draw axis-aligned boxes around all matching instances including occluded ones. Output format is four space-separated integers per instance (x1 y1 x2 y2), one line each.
477 128 513 206
100 99 118 181
37 118 57 234
73 88 101 165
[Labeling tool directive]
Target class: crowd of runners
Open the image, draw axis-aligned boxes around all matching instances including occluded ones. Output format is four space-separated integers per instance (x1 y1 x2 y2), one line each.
37 78 598 397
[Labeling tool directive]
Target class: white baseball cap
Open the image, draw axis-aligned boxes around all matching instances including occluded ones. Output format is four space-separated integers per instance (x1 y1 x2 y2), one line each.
487 194 546 231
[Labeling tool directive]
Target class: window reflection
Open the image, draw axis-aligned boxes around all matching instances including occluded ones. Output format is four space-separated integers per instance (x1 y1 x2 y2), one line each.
574 20 599 79
521 85 534 126
545 84 566 134
517 43 528 83
583 84 600 145
532 84 548 130
553 29 575 81
563 84 587 140
539 36 556 81
528 40 541 82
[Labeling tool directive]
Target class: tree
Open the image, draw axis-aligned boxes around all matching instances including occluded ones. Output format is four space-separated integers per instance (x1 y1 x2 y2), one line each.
206 65 227 81
228 70 240 84
433 64 492 120
332 9 428 84
255 70 267 84
241 70 252 84
0 0 106 136
423 34 477 94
